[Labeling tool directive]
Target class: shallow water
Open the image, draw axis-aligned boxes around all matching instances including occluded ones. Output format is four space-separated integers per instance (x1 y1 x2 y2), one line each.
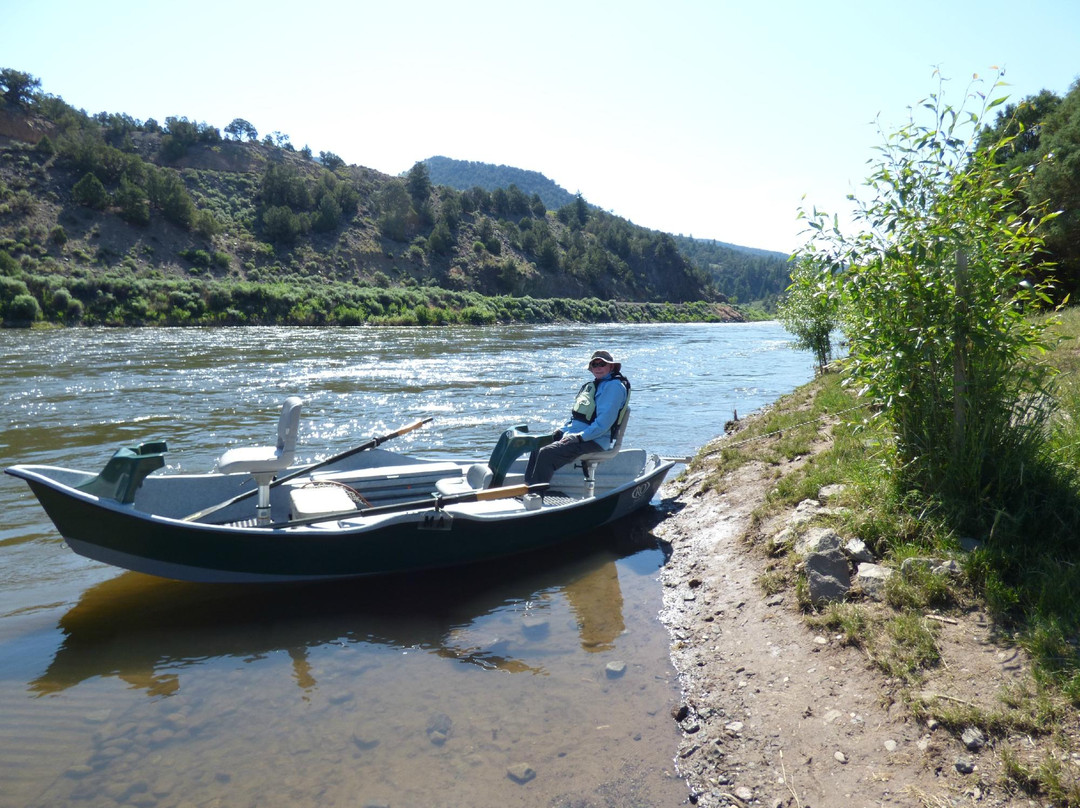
0 323 814 807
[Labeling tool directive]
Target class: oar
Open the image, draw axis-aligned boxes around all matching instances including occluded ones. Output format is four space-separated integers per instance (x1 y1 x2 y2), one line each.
182 417 433 523
265 483 549 529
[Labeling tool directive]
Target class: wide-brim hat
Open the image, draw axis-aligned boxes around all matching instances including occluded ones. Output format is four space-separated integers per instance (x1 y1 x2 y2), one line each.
587 349 621 373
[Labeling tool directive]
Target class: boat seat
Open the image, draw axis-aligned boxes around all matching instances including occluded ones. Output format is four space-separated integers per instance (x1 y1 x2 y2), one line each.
76 440 168 504
577 407 630 497
216 396 302 523
434 462 494 496
434 424 553 496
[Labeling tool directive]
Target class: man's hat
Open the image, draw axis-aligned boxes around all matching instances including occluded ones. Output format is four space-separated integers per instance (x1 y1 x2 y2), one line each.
587 350 621 373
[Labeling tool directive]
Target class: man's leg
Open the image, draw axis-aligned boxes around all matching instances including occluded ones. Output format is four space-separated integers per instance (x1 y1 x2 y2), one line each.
525 439 602 485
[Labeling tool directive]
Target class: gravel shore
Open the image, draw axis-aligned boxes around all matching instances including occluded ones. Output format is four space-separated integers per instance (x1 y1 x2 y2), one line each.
655 419 1034 808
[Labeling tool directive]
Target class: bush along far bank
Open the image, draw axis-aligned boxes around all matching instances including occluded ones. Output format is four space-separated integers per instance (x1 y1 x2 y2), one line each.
0 270 746 328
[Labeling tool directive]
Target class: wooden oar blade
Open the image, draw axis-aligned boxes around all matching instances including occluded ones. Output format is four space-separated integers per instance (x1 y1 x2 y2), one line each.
385 417 434 440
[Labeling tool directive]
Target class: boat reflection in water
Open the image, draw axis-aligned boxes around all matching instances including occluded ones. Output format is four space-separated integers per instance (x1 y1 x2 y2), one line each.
24 515 687 808
32 518 670 699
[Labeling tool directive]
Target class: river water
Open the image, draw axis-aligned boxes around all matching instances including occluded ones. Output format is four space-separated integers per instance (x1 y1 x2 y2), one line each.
0 322 813 808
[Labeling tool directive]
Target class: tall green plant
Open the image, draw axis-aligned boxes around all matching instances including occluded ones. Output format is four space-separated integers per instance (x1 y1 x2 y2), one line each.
797 70 1059 514
777 255 839 372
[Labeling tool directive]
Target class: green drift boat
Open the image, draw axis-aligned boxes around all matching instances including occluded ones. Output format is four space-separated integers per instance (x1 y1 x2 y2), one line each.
7 397 674 583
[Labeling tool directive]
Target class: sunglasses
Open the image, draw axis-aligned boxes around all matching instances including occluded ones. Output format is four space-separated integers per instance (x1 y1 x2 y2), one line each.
589 359 610 368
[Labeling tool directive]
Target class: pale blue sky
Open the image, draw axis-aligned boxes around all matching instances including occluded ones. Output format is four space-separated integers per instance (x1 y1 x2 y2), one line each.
3 0 1078 253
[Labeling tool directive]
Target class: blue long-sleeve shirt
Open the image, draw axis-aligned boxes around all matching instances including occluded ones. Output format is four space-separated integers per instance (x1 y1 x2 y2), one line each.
562 374 628 445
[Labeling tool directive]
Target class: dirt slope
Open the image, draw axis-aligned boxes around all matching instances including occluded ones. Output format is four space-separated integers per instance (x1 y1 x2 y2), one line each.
657 419 1051 808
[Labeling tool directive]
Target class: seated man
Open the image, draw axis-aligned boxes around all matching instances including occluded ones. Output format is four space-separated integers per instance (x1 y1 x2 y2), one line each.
524 349 630 486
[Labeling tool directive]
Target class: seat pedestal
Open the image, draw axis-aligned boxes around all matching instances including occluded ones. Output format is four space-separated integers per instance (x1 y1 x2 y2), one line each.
251 471 276 524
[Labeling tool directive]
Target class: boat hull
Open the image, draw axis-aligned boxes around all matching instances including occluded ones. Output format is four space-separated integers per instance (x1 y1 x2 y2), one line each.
10 454 672 583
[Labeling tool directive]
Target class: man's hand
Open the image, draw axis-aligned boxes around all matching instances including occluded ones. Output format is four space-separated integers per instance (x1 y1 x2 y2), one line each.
557 432 582 445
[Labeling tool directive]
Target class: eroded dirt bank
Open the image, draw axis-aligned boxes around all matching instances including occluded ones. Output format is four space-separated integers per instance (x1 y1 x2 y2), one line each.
655 419 1043 808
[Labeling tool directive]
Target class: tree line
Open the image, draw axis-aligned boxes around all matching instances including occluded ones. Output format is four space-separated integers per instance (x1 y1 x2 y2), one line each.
0 67 743 327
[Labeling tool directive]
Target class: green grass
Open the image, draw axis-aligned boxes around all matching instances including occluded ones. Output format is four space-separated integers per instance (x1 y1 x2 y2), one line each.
695 307 1080 802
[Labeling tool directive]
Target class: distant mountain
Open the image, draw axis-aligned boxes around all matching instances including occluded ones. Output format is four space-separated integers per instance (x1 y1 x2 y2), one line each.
419 157 792 308
420 156 578 211
672 235 791 309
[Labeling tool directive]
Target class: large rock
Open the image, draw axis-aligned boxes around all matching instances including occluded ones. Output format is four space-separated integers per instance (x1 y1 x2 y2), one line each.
854 563 893 601
805 546 851 604
796 526 843 557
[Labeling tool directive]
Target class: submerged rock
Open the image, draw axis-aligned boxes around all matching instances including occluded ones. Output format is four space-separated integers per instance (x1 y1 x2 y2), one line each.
507 763 536 783
426 712 452 745
605 660 627 678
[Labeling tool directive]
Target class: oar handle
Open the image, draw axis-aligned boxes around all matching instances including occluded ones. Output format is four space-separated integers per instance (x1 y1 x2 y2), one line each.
472 484 532 501
275 416 434 484
382 417 433 442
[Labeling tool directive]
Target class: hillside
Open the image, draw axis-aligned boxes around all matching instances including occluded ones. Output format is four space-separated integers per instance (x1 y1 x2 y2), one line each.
0 71 757 327
672 235 791 309
421 156 794 308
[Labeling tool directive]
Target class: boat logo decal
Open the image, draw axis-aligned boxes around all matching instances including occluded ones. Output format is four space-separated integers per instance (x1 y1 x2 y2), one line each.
631 482 652 500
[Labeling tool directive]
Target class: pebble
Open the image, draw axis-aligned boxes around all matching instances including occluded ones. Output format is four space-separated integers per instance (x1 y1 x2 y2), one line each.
961 727 986 751
507 763 536 783
352 732 380 751
426 712 452 745
955 756 976 774
835 751 848 763
884 739 898 752
735 786 753 801
605 661 627 678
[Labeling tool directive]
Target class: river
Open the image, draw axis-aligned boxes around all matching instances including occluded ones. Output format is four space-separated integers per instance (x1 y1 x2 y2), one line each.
0 322 814 808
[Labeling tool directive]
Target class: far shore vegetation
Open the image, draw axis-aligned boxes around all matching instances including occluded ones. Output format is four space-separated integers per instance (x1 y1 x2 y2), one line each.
0 252 745 328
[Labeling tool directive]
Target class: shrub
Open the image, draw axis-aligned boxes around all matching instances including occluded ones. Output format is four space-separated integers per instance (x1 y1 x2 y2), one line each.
797 70 1058 513
34 135 55 158
73 172 108 209
7 293 41 323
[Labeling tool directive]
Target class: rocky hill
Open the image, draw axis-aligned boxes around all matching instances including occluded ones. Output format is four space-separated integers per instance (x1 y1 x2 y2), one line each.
421 156 794 309
0 91 739 326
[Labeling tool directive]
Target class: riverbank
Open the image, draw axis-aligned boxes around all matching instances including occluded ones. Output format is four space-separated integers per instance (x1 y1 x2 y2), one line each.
657 379 1073 808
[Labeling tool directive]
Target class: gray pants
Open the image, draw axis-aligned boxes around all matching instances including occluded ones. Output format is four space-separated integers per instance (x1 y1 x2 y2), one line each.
524 437 603 486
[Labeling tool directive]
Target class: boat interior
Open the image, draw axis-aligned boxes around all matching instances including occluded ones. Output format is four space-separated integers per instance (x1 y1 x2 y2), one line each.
24 397 658 529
